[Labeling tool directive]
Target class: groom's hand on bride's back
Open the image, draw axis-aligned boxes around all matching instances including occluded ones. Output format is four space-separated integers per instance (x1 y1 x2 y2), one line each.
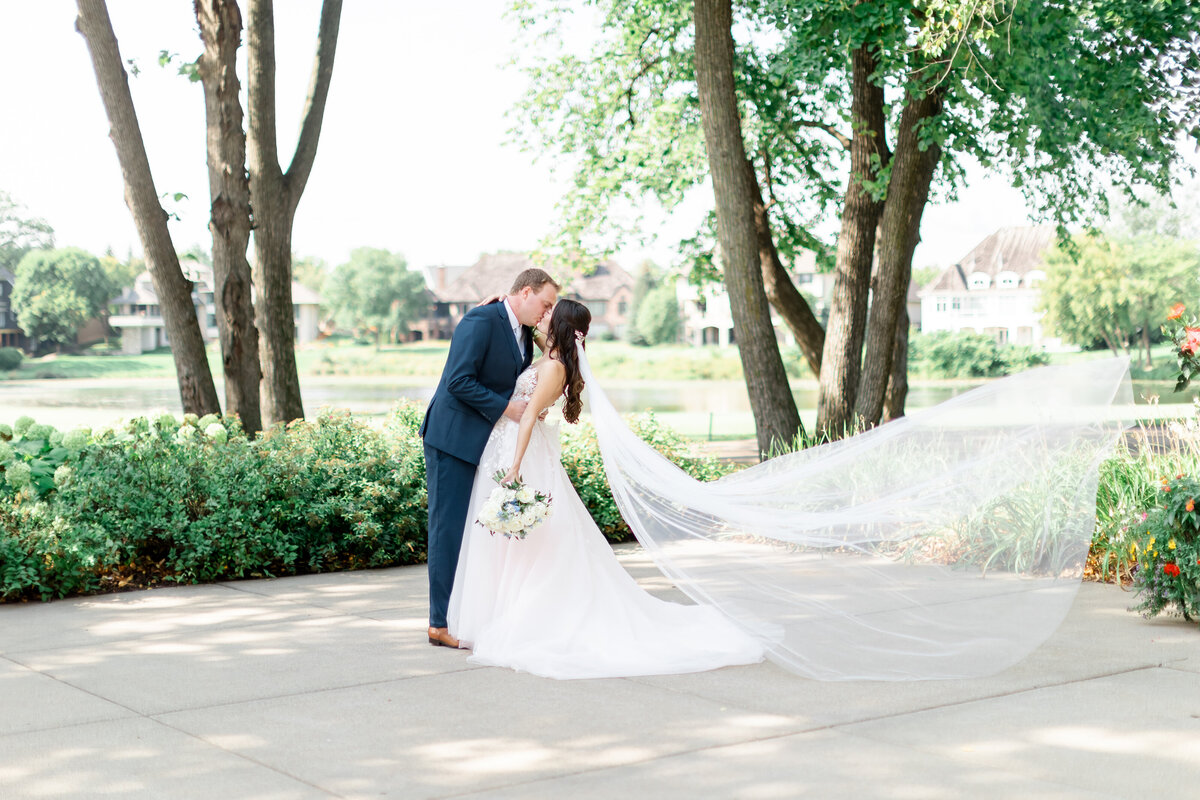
504 398 528 421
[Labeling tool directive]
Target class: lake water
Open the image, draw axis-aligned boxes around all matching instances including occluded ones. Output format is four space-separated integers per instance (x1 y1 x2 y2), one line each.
0 375 1187 438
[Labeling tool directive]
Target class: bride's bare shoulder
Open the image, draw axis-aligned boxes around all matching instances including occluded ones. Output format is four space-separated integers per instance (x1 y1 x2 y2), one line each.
536 358 567 379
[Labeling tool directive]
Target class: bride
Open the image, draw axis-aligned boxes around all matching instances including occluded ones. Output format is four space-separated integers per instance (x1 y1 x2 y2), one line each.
447 298 1130 682
447 298 765 679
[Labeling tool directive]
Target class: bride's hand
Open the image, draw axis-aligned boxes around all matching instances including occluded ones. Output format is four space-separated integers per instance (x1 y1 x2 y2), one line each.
500 465 521 486
476 293 505 308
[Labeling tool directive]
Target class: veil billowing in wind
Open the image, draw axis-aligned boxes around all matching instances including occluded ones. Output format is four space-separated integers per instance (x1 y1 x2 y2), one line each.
577 342 1131 681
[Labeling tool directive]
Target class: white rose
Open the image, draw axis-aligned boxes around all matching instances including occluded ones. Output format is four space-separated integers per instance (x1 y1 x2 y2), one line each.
517 486 535 503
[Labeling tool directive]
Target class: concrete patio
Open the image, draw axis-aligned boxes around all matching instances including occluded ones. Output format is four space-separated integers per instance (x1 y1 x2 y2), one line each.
1 544 1197 799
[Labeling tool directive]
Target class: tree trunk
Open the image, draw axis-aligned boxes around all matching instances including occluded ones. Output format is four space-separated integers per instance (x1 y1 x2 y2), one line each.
750 166 825 376
196 0 263 436
76 0 220 417
246 0 342 425
694 0 801 456
882 304 909 421
854 89 943 427
815 44 888 439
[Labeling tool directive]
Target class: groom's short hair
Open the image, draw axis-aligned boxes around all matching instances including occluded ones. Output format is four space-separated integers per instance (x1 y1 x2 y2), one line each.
510 268 559 295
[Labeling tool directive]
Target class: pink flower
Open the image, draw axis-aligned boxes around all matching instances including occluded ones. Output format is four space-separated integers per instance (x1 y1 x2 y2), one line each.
1182 328 1200 355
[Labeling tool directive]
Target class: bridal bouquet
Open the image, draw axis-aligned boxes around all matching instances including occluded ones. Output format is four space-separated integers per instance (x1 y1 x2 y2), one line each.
477 471 553 539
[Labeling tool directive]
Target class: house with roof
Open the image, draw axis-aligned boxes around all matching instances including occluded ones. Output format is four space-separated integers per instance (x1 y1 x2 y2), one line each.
109 259 324 355
919 226 1058 347
411 252 635 341
677 250 897 347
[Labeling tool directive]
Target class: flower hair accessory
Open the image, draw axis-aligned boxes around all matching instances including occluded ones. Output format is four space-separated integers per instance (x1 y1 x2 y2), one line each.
575 330 585 343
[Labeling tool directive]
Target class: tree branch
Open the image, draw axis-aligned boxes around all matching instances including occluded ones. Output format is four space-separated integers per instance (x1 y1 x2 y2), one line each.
797 119 851 150
285 0 343 206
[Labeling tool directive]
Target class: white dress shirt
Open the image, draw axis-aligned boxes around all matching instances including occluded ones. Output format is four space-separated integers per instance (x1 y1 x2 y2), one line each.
503 298 525 359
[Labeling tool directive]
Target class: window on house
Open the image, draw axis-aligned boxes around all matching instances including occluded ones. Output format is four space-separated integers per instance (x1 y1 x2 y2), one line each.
951 297 961 310
618 300 628 316
968 272 990 290
586 300 608 317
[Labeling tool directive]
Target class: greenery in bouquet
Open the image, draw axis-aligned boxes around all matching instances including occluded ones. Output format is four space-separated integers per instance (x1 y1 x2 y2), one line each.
1129 474 1200 623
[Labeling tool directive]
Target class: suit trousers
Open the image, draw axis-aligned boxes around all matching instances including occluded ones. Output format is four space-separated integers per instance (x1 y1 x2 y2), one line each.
424 441 477 628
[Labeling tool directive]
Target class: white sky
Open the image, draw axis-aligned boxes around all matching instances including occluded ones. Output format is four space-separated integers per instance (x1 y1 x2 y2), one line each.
1 1 1044 279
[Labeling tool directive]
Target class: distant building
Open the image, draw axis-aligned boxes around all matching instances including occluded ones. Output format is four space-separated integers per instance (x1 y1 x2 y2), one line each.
0 268 29 350
919 226 1059 347
679 250 837 347
109 259 323 355
410 253 635 341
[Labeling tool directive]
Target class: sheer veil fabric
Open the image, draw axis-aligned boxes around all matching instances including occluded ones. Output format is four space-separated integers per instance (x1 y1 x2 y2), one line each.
578 344 1132 681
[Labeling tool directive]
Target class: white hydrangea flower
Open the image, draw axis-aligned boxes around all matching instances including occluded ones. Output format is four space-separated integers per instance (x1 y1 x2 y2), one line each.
204 423 228 444
176 424 198 442
5 461 32 489
13 416 34 436
62 429 90 453
53 465 72 487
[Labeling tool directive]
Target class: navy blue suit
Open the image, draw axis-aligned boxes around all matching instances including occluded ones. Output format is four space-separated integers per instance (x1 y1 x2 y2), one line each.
421 301 533 628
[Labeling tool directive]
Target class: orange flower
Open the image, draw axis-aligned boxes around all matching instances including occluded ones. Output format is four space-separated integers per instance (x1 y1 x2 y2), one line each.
1168 302 1186 320
1188 498 1195 512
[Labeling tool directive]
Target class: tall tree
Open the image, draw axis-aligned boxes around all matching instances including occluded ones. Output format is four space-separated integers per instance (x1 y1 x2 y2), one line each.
323 248 427 349
246 0 343 425
11 248 114 352
509 0 1199 444
75 0 220 416
195 0 263 435
694 0 801 454
1040 234 1200 368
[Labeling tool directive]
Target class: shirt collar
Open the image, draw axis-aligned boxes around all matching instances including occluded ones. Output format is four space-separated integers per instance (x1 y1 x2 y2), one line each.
503 298 522 332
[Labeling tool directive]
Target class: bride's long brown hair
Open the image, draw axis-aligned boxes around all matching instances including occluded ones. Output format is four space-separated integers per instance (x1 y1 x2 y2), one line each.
546 298 591 424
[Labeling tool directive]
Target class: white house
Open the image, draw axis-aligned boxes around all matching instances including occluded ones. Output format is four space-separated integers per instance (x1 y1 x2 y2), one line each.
110 259 324 355
679 250 838 347
919 226 1059 347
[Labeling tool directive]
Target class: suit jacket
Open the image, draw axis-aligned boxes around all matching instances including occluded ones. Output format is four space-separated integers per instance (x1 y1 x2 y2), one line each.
420 300 534 465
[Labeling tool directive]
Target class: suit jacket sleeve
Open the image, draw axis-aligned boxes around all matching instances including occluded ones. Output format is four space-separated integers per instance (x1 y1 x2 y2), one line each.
445 312 510 423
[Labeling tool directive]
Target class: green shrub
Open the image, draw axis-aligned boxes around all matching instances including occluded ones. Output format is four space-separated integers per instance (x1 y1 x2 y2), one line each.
909 330 1049 378
0 348 22 371
1129 474 1200 622
0 401 734 601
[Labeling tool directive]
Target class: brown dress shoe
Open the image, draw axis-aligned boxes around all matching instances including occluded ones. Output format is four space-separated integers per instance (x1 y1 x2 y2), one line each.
428 627 462 649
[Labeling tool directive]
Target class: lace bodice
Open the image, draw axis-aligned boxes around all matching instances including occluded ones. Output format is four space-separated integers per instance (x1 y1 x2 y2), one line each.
479 364 561 478
512 364 539 402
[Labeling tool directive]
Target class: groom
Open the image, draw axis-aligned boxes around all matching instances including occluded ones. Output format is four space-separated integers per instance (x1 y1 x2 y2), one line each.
420 268 559 648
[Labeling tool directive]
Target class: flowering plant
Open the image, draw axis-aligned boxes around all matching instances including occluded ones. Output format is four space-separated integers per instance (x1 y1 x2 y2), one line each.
476 470 552 540
1164 303 1200 392
1129 474 1200 623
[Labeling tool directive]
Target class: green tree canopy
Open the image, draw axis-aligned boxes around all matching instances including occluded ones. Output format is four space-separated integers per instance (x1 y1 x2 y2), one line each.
634 282 681 345
12 247 115 351
1039 234 1200 367
323 248 427 347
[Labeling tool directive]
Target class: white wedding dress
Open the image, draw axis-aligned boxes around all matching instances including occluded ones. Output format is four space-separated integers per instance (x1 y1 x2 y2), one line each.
447 363 765 679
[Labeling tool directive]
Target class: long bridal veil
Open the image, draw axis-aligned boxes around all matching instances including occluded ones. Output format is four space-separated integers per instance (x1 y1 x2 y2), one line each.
577 344 1131 681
